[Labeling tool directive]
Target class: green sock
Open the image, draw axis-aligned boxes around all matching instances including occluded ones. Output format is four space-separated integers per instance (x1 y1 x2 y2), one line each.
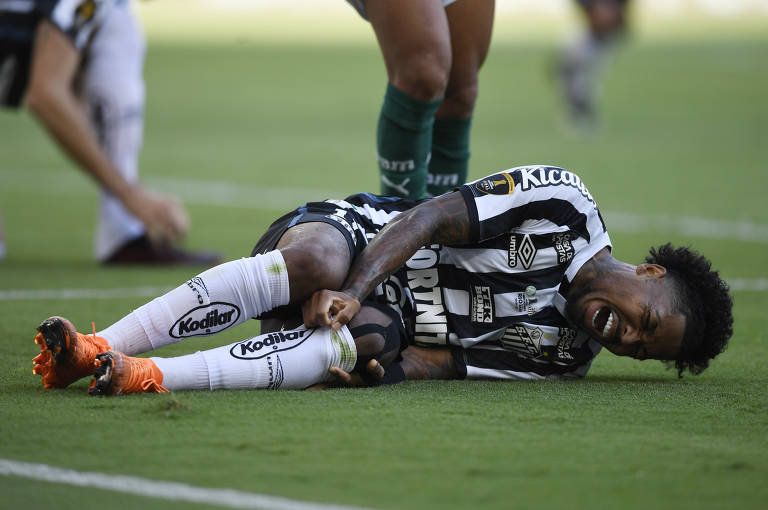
377 83 442 198
427 117 472 196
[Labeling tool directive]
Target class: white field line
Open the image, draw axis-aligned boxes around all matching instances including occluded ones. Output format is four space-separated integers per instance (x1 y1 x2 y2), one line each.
0 286 173 301
0 458 374 510
1 278 766 302
4 170 768 243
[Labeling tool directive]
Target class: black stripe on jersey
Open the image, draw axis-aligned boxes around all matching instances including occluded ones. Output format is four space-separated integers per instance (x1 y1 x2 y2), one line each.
447 307 571 337
459 346 588 376
440 263 567 296
484 199 591 243
344 192 427 213
459 185 482 243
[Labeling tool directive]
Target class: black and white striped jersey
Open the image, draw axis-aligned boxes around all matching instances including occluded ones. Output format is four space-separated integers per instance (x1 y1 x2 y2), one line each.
0 0 119 106
328 165 611 380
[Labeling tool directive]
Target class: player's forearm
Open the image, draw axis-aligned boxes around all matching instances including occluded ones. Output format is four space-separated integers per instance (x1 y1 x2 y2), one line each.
341 191 471 301
26 87 137 204
399 346 458 380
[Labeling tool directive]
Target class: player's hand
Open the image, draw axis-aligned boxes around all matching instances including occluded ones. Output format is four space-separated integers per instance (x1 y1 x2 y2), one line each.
305 359 385 390
124 187 190 246
302 289 361 330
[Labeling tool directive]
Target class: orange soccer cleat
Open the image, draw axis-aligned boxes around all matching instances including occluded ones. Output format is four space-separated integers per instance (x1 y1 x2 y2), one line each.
32 317 111 389
89 351 168 396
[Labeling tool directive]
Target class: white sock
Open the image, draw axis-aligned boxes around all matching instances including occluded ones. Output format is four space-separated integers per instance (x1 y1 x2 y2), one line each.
152 325 357 391
99 252 290 355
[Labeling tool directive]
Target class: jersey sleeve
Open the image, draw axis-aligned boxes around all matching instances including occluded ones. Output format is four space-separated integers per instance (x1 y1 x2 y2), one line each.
44 0 115 50
459 165 609 246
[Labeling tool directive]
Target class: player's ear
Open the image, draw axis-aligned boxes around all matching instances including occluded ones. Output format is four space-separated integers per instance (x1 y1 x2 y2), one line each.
636 263 666 278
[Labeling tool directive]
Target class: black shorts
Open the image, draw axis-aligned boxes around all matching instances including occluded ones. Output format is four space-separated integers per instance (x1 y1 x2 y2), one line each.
0 12 36 108
249 200 372 325
250 200 370 260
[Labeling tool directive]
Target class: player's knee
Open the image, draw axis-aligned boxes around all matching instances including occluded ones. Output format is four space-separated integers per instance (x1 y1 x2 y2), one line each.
391 54 450 102
280 244 348 298
440 82 478 119
349 304 405 373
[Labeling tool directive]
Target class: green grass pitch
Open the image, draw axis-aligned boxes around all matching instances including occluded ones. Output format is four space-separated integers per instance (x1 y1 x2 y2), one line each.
1 8 767 510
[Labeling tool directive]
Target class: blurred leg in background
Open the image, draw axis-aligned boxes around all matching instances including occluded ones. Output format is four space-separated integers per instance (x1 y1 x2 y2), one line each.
428 0 493 197
558 0 629 130
348 0 494 198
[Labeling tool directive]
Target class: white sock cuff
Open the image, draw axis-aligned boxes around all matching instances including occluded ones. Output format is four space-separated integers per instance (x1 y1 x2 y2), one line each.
328 325 358 376
257 250 290 311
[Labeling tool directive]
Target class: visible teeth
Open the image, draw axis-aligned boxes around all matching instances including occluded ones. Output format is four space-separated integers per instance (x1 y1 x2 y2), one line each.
592 309 600 328
602 311 614 337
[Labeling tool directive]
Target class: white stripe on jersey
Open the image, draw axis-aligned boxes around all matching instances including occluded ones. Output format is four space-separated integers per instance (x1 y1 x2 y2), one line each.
325 199 403 232
465 366 548 380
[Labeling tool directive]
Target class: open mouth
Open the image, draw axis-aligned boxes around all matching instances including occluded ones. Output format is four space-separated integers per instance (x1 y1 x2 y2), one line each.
591 306 615 339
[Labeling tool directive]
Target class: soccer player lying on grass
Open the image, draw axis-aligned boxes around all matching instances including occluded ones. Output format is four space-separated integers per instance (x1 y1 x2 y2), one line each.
31 165 733 395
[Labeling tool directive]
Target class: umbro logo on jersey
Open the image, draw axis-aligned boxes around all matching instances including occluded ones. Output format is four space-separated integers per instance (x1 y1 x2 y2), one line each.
474 172 515 195
170 302 241 338
508 233 536 269
518 167 595 203
230 329 313 360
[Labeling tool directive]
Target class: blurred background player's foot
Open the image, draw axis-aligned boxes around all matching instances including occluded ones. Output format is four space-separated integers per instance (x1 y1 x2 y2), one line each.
32 317 111 389
103 234 222 266
89 351 168 396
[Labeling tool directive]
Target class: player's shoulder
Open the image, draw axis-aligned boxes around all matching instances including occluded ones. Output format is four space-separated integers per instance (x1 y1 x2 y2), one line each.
466 165 596 203
45 0 120 49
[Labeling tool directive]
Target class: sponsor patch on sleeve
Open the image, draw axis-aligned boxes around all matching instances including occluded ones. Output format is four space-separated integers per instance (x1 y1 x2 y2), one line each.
473 172 515 196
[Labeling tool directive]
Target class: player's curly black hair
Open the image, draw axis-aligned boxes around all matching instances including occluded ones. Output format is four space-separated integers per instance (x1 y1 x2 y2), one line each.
646 243 733 377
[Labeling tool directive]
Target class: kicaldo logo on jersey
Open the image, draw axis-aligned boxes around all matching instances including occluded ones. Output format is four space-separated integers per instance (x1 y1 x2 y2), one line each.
170 302 241 339
518 167 595 203
406 244 448 345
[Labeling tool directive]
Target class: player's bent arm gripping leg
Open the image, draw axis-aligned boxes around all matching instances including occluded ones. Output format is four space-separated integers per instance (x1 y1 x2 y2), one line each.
309 191 472 329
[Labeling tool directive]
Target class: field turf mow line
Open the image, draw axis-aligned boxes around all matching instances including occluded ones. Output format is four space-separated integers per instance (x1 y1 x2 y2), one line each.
0 278 766 302
5 170 768 244
0 458 375 510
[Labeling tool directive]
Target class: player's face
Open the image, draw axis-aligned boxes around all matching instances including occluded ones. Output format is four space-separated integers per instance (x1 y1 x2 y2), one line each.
568 264 686 360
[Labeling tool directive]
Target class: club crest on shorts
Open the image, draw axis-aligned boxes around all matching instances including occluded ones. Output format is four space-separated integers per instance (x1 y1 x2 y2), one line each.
474 172 515 195
170 302 241 338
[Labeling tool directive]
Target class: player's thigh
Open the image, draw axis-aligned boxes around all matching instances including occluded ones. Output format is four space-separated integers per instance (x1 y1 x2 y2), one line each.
365 0 452 99
437 0 495 118
276 222 351 301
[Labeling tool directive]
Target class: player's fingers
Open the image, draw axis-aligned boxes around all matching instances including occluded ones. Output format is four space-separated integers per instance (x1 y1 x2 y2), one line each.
301 293 333 327
366 359 385 381
328 366 353 384
331 299 360 330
